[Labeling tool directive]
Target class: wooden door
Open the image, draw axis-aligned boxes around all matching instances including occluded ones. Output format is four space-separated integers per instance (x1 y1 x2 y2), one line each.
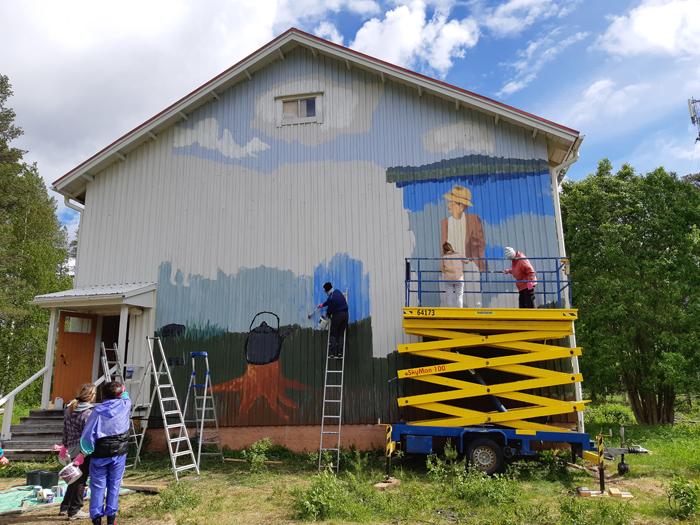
52 312 97 403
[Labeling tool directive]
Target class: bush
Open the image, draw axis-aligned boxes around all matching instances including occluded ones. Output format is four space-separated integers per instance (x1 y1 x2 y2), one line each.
584 403 634 426
453 468 517 506
559 497 631 525
157 481 201 512
668 475 699 520
292 471 369 521
242 438 272 473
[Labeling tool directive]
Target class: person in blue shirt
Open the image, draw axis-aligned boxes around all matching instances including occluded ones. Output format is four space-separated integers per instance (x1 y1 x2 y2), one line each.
318 282 349 358
73 381 131 525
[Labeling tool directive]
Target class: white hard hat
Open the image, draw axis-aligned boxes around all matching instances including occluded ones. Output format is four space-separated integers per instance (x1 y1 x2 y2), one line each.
504 247 516 259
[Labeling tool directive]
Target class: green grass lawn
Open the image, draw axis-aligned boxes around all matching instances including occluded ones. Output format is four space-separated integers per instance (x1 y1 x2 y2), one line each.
2 421 699 524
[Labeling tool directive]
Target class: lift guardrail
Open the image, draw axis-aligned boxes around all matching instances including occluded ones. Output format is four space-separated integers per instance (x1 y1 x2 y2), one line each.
404 256 571 308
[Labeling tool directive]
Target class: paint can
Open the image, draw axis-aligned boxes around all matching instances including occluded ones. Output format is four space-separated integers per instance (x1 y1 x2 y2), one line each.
59 464 82 485
52 485 66 498
32 485 42 497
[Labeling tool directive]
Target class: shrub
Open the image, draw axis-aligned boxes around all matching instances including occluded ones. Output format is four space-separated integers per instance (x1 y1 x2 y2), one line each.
157 481 201 512
242 438 272 473
584 403 634 426
292 471 369 521
559 497 631 525
453 468 517 506
668 475 699 520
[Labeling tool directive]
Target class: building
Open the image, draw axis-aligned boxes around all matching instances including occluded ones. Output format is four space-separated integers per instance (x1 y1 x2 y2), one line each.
30 28 582 452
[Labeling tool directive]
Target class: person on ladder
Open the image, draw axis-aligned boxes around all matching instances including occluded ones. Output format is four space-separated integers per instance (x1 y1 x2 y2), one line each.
503 246 537 308
317 282 348 358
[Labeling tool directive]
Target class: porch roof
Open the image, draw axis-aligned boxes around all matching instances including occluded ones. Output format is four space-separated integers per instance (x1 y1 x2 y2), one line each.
33 282 156 308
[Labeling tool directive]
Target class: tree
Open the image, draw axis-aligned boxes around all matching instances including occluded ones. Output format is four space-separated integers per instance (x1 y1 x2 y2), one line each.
0 75 71 400
561 160 700 424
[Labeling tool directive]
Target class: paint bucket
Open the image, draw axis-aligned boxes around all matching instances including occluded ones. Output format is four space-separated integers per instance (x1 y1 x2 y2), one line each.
53 397 64 410
32 485 42 497
318 316 330 330
52 485 66 498
40 470 59 488
26 470 42 486
40 489 54 503
58 464 82 485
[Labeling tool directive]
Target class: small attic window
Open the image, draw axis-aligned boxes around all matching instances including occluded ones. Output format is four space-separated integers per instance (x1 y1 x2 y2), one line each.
277 93 323 126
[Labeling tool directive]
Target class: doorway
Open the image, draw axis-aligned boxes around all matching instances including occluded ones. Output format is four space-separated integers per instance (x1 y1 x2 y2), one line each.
52 311 97 402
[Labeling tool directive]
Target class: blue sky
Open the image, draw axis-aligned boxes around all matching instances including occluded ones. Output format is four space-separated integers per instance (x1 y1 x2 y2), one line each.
1 0 699 236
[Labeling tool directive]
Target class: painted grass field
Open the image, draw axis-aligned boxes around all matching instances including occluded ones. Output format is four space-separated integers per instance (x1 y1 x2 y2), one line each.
1 418 699 525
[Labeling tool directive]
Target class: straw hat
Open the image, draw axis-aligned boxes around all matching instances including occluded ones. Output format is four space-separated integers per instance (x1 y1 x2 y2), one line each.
443 185 472 207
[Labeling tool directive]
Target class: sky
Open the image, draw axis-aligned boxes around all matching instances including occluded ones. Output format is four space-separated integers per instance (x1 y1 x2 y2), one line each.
1 0 699 238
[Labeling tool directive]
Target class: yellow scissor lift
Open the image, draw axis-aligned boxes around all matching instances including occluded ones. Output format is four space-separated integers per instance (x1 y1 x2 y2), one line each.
387 306 596 474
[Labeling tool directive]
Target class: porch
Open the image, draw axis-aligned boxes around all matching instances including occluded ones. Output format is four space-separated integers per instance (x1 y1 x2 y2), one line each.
0 283 156 455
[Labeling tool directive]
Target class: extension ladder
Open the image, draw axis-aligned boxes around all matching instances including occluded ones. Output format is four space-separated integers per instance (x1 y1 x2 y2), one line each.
141 337 199 481
318 307 348 472
180 352 223 467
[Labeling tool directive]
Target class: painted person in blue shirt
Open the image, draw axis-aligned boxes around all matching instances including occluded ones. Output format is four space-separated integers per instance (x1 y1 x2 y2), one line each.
318 282 349 358
73 381 131 525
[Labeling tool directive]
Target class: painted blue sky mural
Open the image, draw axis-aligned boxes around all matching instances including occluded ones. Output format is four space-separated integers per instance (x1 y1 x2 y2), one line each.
3 0 698 239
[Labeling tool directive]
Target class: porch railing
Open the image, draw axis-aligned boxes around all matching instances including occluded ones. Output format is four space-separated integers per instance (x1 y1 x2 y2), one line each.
404 256 571 308
0 366 48 440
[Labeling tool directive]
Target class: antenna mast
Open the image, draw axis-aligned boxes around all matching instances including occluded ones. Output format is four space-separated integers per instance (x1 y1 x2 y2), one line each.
688 98 700 142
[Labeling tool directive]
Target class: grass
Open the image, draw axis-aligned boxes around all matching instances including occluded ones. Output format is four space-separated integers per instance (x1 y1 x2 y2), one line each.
2 410 700 524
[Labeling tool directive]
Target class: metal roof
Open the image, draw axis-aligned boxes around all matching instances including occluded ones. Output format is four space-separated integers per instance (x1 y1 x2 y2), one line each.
34 282 156 306
53 27 582 201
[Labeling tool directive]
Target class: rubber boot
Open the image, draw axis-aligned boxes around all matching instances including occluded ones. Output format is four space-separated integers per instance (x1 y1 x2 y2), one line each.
92 518 102 525
107 516 117 525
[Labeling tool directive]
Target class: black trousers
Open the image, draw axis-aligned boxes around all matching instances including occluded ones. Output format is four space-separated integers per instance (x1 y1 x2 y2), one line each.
61 455 90 516
518 289 536 309
329 310 348 356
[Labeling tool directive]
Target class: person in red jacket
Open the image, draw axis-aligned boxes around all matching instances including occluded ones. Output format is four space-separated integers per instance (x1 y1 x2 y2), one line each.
503 247 537 308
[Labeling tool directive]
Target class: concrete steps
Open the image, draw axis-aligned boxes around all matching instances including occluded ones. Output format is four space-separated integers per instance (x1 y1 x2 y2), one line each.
3 409 63 461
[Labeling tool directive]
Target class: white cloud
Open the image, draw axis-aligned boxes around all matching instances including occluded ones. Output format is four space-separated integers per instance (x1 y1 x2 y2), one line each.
350 0 479 76
597 0 700 57
564 78 651 128
478 0 580 37
497 29 588 97
314 20 344 45
174 118 270 159
274 0 381 29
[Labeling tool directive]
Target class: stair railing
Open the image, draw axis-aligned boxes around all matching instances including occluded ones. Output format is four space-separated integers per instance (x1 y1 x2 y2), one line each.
0 366 48 440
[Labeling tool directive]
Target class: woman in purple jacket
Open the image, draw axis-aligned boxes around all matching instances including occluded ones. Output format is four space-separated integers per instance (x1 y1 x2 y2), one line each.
74 381 131 525
59 383 96 520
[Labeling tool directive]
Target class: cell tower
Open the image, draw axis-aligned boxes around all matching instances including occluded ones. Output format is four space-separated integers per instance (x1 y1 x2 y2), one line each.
688 98 700 142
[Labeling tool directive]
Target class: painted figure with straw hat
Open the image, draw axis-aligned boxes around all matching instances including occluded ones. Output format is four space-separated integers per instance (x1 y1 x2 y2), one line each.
440 184 486 307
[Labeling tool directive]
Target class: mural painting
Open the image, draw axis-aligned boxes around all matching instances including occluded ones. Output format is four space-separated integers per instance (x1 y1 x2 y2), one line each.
145 49 563 427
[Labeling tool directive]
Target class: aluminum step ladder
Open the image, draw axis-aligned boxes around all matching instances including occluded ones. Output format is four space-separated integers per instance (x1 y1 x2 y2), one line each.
180 351 223 467
97 342 148 469
140 336 199 481
318 309 348 473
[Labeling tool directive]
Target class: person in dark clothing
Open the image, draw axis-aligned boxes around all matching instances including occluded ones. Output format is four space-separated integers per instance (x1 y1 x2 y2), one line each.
318 282 348 358
59 383 96 520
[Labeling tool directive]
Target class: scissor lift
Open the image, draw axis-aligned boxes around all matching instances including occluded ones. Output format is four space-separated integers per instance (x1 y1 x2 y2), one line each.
388 305 595 474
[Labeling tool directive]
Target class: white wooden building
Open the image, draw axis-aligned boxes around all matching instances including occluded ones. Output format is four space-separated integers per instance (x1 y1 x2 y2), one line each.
26 28 581 451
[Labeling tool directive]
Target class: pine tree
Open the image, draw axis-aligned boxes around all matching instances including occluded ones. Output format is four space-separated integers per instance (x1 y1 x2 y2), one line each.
0 74 71 400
